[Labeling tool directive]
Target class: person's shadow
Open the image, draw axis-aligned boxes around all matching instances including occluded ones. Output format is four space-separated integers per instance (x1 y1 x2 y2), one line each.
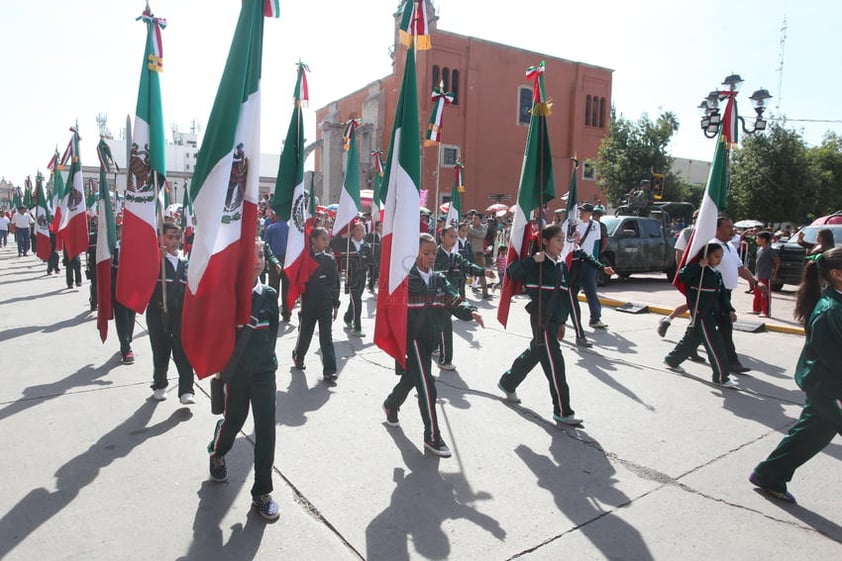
0 359 119 423
275 368 333 426
516 432 654 561
365 428 506 561
176 443 267 561
0 401 190 559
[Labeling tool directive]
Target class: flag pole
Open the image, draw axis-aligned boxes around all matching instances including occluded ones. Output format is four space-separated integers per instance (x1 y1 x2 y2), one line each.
153 169 167 315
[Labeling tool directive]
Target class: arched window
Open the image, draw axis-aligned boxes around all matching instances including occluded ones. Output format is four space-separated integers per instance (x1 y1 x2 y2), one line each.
451 69 459 105
442 67 450 92
432 65 440 90
585 95 592 126
599 97 606 128
591 96 600 127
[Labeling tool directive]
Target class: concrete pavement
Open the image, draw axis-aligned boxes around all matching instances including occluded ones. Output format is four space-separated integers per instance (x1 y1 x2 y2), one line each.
1 246 839 561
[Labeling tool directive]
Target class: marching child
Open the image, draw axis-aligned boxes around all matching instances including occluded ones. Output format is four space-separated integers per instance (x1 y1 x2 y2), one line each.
498 224 612 427
208 239 281 520
293 227 341 383
750 247 842 503
383 233 485 457
434 225 493 371
751 231 780 317
664 243 736 387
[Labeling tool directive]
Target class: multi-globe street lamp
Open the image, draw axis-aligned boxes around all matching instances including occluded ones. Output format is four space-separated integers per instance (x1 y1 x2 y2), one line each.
697 74 772 138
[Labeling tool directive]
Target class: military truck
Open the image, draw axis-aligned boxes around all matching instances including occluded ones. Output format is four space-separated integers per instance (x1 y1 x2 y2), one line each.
596 202 694 285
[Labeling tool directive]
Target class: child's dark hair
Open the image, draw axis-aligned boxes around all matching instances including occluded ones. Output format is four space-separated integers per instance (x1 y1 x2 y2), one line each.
161 222 182 234
309 226 328 241
795 247 842 324
691 243 723 263
419 232 436 246
757 231 772 243
541 223 562 242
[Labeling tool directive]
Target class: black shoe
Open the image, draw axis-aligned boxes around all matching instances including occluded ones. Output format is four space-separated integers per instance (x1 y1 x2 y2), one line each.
730 362 750 374
424 438 452 458
292 351 305 370
689 353 706 363
209 455 228 482
383 401 399 426
323 372 337 384
575 337 592 348
657 318 670 337
281 315 291 322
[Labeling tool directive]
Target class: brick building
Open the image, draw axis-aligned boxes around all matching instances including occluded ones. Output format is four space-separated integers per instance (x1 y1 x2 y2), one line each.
314 1 613 213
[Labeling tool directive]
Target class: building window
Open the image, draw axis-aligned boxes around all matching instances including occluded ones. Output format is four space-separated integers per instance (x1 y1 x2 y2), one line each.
451 69 459 105
442 67 450 91
585 95 592 127
518 86 532 125
599 97 606 128
442 145 459 167
432 65 440 89
583 159 596 181
591 97 600 127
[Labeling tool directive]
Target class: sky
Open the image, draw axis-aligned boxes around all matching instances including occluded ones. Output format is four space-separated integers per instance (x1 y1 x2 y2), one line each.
1 0 839 188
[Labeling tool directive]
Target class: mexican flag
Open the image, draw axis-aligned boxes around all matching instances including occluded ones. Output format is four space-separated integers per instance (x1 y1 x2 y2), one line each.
559 159 579 266
370 149 385 223
96 138 118 342
117 5 167 314
673 134 729 294
272 62 317 312
23 177 33 209
34 172 52 262
444 161 463 226
497 61 556 327
374 46 422 367
58 126 89 260
48 151 65 237
333 120 362 236
182 0 276 378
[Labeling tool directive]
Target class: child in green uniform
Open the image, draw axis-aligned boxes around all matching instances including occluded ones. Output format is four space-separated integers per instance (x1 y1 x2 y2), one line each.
208 239 281 521
383 233 485 457
434 225 493 371
750 247 842 504
664 243 736 387
293 227 341 383
497 224 612 427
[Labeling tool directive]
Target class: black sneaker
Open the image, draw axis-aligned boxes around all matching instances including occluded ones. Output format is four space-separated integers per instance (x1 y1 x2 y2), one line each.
121 351 135 365
424 438 452 458
292 351 305 370
575 337 592 348
209 455 228 482
252 494 280 520
657 318 670 337
383 401 399 426
749 471 796 503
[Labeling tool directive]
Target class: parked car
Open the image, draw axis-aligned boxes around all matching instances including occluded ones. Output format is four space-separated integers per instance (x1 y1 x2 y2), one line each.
771 212 842 290
597 214 679 285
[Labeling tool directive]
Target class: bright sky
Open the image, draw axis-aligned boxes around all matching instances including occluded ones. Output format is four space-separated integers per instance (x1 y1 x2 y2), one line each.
1 0 838 187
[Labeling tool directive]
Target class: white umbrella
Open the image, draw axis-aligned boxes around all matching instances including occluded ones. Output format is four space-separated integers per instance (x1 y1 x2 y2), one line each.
734 219 764 229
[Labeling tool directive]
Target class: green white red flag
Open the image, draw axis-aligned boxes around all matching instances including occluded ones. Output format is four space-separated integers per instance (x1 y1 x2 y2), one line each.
272 61 317 311
96 138 119 342
497 61 556 327
48 149 65 237
58 126 89 260
559 159 579 267
374 45 422 367
333 119 362 235
34 172 52 262
182 0 276 378
117 5 167 314
673 133 729 294
398 0 431 50
423 81 453 146
444 161 464 226
370 149 385 222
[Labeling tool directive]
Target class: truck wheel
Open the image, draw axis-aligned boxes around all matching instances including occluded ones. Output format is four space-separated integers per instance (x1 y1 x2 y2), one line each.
771 281 784 291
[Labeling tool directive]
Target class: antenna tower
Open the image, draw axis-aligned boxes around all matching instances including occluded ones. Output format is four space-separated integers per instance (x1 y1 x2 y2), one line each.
776 16 787 117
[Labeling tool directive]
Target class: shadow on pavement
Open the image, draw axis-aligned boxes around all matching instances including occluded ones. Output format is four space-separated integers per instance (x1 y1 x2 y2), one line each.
0 287 68 307
0 402 190 559
754 490 842 543
276 369 333 427
0 357 122 422
365 427 505 561
177 443 266 561
0 310 90 344
516 433 655 561
572 352 655 411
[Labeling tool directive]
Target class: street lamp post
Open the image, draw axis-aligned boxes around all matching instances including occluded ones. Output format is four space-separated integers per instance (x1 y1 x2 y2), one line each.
697 74 772 139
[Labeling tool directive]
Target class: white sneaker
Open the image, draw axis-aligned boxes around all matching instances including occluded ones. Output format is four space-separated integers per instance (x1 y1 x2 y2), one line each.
439 363 457 371
179 393 196 405
589 320 608 329
554 413 583 426
497 382 521 404
717 378 739 389
152 388 168 401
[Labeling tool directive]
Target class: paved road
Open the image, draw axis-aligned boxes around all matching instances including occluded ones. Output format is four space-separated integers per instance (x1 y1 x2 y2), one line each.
1 246 839 561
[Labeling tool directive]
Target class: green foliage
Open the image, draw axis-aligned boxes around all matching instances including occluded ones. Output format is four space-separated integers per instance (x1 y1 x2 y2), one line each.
729 124 812 222
805 133 842 219
596 109 678 205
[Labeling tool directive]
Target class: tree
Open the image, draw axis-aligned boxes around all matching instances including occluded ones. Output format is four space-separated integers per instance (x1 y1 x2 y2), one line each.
596 109 679 205
806 132 842 219
729 123 811 223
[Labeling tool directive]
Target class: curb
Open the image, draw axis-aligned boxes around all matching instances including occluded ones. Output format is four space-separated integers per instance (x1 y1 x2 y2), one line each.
581 294 805 337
